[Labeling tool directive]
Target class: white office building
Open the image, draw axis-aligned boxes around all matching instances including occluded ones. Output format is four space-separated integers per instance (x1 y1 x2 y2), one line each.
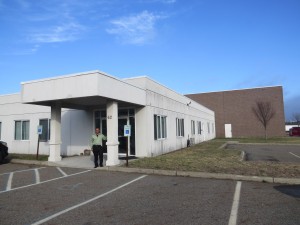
0 71 215 165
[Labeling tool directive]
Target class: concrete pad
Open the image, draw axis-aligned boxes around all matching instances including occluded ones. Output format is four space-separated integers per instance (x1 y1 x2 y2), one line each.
50 156 95 169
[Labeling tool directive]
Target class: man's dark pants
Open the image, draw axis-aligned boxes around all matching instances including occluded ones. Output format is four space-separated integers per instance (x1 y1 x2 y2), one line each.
92 145 103 167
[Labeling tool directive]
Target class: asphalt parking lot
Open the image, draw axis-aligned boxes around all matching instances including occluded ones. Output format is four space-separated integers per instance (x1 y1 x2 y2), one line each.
0 163 299 225
226 144 300 162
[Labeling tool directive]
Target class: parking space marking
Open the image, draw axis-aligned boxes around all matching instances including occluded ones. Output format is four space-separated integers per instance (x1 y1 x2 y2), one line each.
289 152 300 159
228 181 242 225
31 175 148 225
34 169 40 184
0 167 46 176
6 172 14 191
0 170 91 194
57 167 68 177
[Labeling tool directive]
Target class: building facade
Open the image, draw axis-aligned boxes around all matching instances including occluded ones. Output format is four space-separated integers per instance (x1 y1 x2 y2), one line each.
186 86 285 138
0 71 215 165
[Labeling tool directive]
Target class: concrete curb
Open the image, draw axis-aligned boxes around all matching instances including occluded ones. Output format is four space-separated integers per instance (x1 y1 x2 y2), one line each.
111 167 300 185
219 141 240 149
273 177 300 185
10 159 300 185
240 151 246 161
219 141 245 161
9 159 94 170
218 143 228 149
10 159 54 166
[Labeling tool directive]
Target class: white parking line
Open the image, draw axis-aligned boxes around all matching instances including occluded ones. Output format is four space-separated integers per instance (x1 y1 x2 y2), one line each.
228 181 242 225
289 152 300 159
0 170 91 194
34 169 40 184
30 175 147 225
57 167 68 177
0 167 46 176
6 172 14 191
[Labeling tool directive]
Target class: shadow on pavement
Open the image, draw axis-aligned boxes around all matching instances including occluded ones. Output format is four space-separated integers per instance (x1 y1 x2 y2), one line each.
274 185 300 198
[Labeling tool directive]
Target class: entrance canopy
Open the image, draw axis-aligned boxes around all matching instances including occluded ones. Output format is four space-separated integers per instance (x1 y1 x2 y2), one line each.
20 70 146 165
21 70 146 108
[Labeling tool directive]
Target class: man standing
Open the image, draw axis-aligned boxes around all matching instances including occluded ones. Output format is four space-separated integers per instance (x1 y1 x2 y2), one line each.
91 128 107 168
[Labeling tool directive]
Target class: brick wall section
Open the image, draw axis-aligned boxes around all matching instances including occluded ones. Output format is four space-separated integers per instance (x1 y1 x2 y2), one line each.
186 86 286 138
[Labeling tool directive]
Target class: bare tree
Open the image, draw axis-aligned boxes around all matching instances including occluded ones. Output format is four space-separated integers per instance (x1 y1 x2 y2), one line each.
292 113 300 127
252 101 276 140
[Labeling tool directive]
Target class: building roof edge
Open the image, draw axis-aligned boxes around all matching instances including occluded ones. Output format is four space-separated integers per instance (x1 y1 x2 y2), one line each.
185 85 283 95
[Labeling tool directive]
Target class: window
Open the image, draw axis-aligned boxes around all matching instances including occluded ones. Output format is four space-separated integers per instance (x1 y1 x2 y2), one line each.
176 118 184 137
94 111 101 130
39 119 51 141
212 123 215 134
191 120 195 135
15 120 30 140
207 122 210 134
118 109 129 117
94 110 108 134
154 115 167 140
197 121 202 134
118 108 135 117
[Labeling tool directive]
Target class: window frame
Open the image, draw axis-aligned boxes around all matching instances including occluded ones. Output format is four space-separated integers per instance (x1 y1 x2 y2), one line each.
14 120 30 140
191 120 195 135
197 121 202 135
176 118 185 137
154 114 167 140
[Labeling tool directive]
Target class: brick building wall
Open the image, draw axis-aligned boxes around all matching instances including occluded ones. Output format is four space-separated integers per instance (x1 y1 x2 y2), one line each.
186 86 286 138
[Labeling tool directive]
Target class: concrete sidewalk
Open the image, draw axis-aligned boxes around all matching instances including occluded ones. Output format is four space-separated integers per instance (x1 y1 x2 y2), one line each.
10 155 127 169
52 155 106 169
10 156 300 185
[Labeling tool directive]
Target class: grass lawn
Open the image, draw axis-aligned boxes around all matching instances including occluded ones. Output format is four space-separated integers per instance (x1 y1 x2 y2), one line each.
128 138 300 178
216 137 300 144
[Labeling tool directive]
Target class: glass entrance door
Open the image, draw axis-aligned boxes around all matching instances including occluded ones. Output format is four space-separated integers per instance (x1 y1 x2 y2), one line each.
95 109 135 156
118 118 128 154
129 117 135 155
118 117 136 155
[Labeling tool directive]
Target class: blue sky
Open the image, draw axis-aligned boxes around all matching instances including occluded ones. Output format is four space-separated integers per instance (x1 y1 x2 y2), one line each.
0 0 299 120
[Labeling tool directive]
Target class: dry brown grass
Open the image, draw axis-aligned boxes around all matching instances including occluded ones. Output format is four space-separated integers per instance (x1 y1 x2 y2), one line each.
128 139 300 178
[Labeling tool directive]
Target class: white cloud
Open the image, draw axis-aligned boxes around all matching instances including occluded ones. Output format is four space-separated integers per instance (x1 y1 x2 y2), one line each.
29 22 85 43
7 44 40 56
107 10 165 45
29 44 40 53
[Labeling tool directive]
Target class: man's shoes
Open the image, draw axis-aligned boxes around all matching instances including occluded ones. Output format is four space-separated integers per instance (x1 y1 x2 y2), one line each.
100 164 103 167
94 165 98 168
